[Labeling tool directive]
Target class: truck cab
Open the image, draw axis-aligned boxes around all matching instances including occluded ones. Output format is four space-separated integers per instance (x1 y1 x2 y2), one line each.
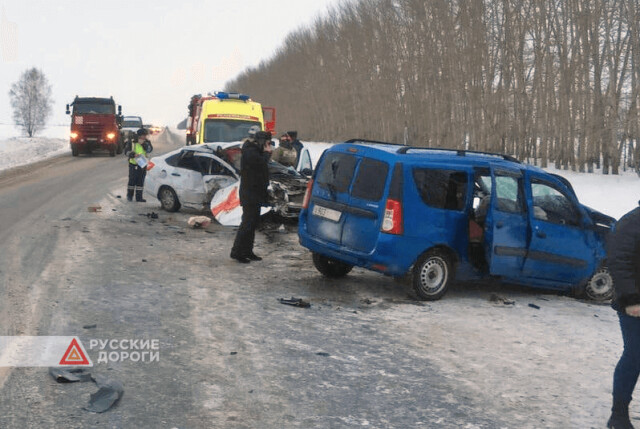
66 96 123 157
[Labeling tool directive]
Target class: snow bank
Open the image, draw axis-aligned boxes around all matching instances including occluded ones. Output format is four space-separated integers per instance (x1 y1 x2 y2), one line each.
0 123 69 171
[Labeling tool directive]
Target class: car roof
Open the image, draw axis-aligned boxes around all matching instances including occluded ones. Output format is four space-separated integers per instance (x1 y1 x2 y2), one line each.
330 139 546 174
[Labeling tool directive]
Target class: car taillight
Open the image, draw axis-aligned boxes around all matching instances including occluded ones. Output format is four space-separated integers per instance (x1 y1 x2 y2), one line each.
147 161 155 171
70 132 79 140
381 199 403 235
302 179 314 209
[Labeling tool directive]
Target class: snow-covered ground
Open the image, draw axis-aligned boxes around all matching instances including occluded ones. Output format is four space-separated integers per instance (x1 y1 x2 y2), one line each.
0 124 68 172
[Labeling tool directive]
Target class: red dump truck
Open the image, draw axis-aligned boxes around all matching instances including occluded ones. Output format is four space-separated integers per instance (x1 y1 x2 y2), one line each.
65 96 123 157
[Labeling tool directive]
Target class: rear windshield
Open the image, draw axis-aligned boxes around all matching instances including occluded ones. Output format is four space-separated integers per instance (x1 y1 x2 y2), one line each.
413 168 468 211
351 158 389 201
204 119 261 143
73 103 115 115
316 152 358 194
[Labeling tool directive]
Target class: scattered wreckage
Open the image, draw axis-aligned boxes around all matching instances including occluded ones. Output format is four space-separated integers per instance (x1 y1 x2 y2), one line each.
144 142 310 226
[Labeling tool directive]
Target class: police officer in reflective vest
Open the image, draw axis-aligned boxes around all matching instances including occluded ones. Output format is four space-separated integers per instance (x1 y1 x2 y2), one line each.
125 128 152 202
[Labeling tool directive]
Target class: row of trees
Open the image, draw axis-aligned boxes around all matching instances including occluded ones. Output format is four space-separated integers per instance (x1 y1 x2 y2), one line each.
8 67 52 137
226 0 640 174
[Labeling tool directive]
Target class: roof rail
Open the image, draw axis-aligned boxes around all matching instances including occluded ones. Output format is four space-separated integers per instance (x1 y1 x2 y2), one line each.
344 138 404 146
396 146 520 163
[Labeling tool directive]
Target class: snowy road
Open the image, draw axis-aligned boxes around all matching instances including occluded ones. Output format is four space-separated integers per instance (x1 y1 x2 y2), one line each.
0 130 629 428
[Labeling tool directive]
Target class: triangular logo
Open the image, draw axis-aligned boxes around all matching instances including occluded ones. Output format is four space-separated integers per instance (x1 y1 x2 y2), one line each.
59 338 90 365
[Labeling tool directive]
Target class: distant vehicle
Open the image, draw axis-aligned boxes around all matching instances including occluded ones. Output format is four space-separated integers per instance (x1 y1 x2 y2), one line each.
185 91 276 145
298 139 616 302
120 116 144 142
65 96 123 157
144 142 309 225
144 124 163 135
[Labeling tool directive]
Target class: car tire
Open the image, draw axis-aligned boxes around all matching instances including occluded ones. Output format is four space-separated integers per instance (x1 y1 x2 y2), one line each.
412 249 454 301
312 253 353 278
581 267 614 302
158 186 181 212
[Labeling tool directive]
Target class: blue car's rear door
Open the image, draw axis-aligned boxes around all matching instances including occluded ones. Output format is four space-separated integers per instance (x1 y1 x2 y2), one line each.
486 167 529 279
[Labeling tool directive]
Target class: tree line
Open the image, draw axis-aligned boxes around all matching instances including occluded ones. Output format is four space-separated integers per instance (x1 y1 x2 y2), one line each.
226 0 640 174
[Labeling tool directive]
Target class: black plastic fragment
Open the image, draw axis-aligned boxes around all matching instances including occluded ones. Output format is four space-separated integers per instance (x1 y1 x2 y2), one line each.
84 375 124 413
528 303 541 310
278 297 310 308
49 367 93 383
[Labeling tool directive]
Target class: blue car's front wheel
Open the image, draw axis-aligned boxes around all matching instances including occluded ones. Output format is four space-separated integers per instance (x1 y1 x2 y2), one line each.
413 250 454 301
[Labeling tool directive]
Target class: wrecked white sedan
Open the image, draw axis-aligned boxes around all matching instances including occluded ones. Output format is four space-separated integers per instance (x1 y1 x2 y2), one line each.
144 143 310 225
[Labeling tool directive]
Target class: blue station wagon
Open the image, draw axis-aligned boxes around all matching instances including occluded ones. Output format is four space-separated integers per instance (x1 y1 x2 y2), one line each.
298 140 616 301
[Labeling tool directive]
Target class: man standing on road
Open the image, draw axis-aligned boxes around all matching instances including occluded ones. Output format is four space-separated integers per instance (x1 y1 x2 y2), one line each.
124 128 152 202
230 128 272 263
607 203 640 429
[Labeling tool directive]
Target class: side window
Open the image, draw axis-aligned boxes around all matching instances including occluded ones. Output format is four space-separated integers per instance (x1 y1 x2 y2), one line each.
412 168 468 211
177 152 207 174
211 158 235 177
351 158 389 201
531 179 580 226
494 172 525 214
194 155 213 175
164 153 181 167
299 150 312 172
316 152 358 193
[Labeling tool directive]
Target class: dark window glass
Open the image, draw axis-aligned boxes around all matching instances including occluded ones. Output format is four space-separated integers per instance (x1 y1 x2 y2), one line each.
177 152 207 174
72 103 115 115
164 153 181 167
413 168 468 211
351 158 389 201
316 152 358 194
204 119 261 143
531 179 580 226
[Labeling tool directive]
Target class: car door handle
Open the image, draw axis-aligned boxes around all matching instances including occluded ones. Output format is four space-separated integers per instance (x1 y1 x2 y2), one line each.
535 230 546 238
171 173 181 177
496 221 504 228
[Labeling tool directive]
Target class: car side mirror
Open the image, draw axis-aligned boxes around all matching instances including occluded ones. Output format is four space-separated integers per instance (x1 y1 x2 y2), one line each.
118 105 122 115
65 104 70 115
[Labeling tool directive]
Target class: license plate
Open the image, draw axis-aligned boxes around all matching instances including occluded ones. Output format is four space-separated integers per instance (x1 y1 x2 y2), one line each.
312 205 342 222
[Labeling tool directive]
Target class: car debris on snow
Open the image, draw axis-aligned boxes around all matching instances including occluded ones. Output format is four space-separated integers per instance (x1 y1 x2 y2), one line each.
187 216 212 228
49 367 93 383
84 374 124 413
278 297 311 308
489 293 515 306
87 205 101 212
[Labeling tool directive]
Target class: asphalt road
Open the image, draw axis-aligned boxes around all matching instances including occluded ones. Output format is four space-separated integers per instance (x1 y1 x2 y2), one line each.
0 131 611 428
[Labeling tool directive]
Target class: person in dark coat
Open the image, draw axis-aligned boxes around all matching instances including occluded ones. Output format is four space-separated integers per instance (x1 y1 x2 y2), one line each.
230 130 272 263
287 130 303 165
607 203 640 429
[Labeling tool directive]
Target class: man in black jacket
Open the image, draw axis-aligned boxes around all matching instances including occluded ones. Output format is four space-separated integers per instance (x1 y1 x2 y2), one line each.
230 130 272 263
607 204 640 429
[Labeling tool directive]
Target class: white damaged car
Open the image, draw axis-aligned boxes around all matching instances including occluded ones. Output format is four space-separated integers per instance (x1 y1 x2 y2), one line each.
144 142 311 225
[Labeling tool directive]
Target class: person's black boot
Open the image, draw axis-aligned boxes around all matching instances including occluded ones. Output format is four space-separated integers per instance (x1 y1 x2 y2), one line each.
607 401 634 429
135 189 146 202
230 252 251 264
248 252 262 261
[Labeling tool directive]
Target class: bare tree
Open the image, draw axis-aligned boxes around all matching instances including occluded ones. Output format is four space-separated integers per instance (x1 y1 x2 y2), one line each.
9 67 53 137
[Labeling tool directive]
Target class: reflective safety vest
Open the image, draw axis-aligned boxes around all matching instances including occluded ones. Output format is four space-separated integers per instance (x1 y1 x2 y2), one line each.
129 142 146 165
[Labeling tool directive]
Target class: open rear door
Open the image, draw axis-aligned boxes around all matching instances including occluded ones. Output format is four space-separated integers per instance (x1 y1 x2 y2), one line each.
262 107 276 134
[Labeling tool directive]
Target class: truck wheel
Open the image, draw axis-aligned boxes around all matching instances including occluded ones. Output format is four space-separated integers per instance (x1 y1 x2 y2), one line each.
116 138 123 154
412 249 454 301
109 148 116 157
71 145 79 157
158 186 181 212
312 253 353 278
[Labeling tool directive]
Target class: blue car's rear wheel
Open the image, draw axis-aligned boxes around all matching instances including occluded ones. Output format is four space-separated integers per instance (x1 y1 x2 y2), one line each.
312 253 353 278
413 250 453 301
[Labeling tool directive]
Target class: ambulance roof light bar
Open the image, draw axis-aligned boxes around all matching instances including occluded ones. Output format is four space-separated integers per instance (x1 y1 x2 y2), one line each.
212 91 250 101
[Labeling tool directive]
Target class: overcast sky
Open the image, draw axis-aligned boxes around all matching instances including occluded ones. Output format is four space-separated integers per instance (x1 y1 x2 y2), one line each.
0 0 344 130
